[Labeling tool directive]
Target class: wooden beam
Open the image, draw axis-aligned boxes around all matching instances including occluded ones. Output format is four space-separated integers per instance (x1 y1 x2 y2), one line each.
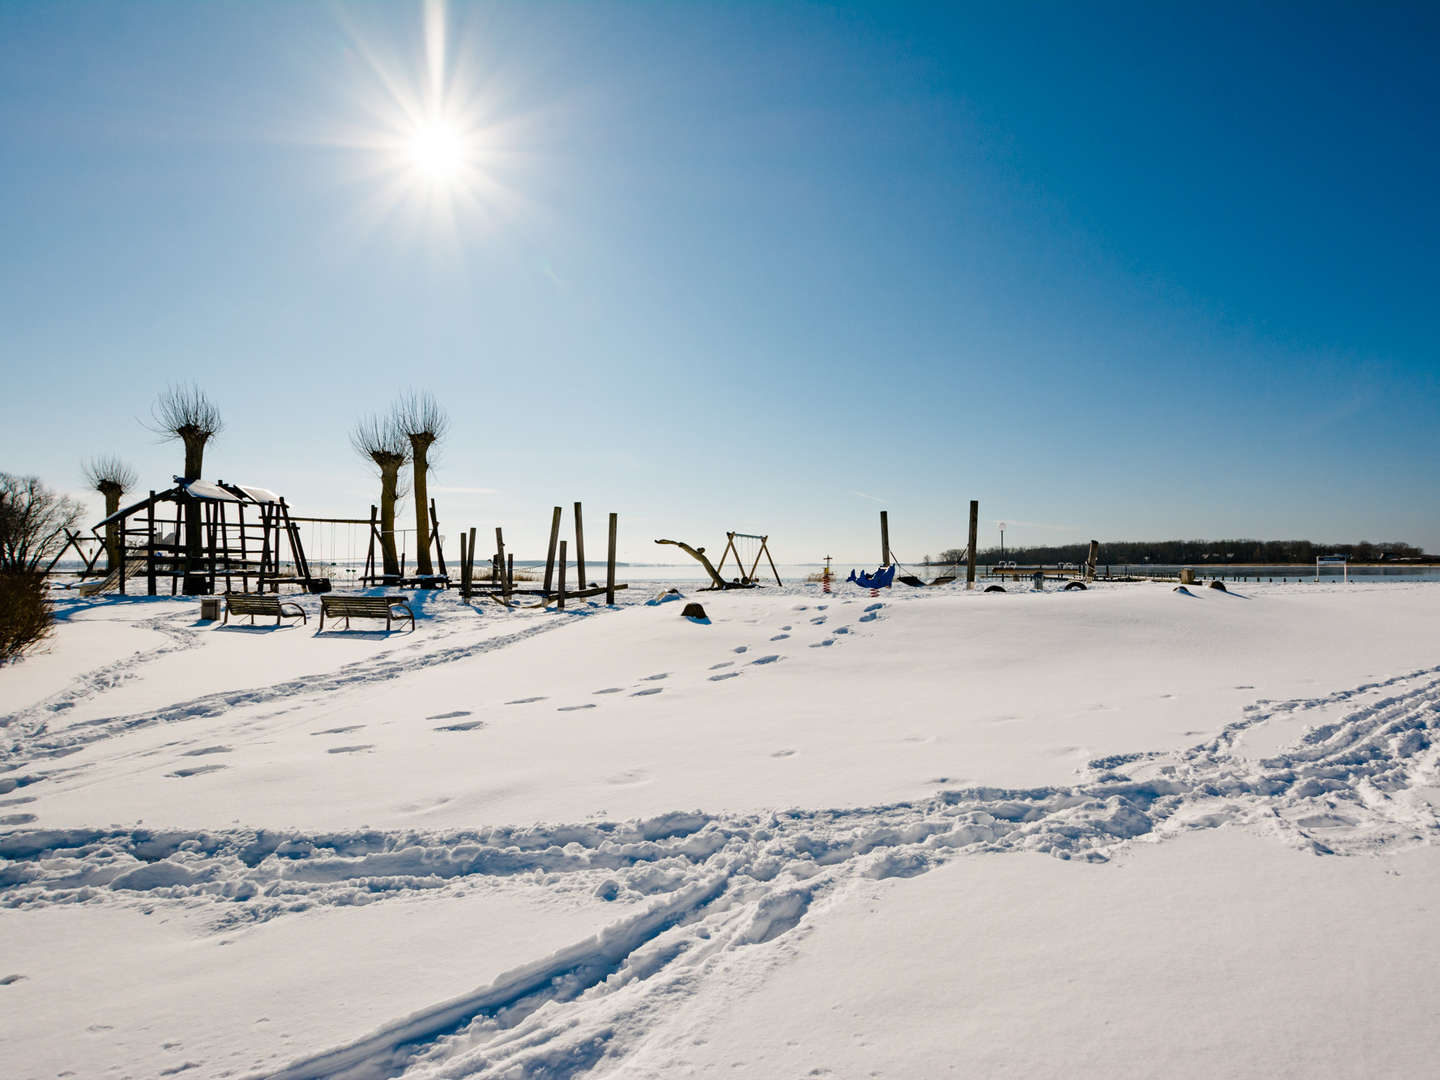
762 536 783 586
494 527 508 599
880 510 890 566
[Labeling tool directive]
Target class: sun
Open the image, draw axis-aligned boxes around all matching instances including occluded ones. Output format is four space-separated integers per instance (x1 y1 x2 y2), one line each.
407 121 466 182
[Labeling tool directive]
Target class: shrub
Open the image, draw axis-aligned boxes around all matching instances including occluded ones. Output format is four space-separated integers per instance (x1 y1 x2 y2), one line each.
0 571 51 663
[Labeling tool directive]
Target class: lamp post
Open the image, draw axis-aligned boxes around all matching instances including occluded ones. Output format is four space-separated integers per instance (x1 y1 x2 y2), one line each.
999 521 1007 562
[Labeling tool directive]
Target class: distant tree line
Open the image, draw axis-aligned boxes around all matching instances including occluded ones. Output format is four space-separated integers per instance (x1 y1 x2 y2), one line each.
924 539 1430 566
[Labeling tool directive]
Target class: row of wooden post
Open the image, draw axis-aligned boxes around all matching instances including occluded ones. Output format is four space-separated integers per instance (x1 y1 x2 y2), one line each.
457 502 620 608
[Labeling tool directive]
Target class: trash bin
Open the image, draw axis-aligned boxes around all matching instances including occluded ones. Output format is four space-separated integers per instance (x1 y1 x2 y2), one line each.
200 597 221 621
1179 568 1196 585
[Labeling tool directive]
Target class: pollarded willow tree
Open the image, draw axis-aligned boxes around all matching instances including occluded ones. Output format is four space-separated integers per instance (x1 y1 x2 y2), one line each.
351 414 410 582
83 455 138 573
393 390 449 581
150 383 223 594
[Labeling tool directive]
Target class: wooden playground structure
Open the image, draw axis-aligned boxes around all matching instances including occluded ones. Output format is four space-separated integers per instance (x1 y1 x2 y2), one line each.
83 479 325 596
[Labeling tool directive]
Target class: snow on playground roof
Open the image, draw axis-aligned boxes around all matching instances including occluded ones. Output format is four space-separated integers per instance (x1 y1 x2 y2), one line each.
93 479 285 529
181 479 243 502
230 483 279 503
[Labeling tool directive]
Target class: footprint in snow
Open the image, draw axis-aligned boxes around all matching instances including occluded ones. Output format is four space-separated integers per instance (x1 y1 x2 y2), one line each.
832 626 850 635
607 769 650 786
326 745 373 754
733 645 748 654
709 661 734 670
709 672 741 681
750 654 782 665
506 697 547 705
858 612 879 623
810 615 827 625
181 745 231 757
0 813 37 826
770 633 790 641
780 625 792 631
593 687 624 695
168 764 228 778
0 974 26 985
558 704 597 712
435 720 486 731
771 749 796 758
427 710 471 720
809 639 836 648
864 602 883 612
640 673 669 681
632 687 664 696
310 725 364 736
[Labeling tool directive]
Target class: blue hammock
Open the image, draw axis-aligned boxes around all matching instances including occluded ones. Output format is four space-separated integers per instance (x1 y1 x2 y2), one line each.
847 565 895 589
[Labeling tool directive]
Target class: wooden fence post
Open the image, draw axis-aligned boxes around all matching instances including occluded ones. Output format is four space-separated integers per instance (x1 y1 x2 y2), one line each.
574 501 587 589
967 500 978 590
543 506 562 598
606 512 618 605
557 540 567 610
880 510 891 566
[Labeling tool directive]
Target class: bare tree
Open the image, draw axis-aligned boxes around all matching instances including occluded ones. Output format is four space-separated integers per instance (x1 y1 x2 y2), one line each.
83 455 138 573
150 383 223 595
393 390 449 581
351 414 410 582
1 473 84 574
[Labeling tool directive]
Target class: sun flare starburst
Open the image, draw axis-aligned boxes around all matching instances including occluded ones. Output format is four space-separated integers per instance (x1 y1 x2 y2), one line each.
407 120 467 182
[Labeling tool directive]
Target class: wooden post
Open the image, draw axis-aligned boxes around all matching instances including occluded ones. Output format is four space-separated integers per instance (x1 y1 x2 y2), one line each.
1086 539 1100 582
543 506 562 598
606 512 618 605
362 505 374 584
763 536 783 586
966 500 979 590
494 527 506 593
146 492 157 596
880 510 891 566
430 499 448 583
466 526 477 594
573 501 587 589
557 539 567 610
506 553 514 593
458 531 469 597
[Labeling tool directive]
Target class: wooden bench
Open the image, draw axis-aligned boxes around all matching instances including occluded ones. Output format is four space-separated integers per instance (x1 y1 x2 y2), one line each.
223 593 307 626
318 595 415 632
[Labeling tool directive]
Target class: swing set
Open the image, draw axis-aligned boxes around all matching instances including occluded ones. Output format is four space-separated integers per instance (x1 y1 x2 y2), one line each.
654 530 782 590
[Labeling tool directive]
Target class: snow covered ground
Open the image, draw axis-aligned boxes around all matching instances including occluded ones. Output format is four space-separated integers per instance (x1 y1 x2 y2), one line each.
3 579 1438 1078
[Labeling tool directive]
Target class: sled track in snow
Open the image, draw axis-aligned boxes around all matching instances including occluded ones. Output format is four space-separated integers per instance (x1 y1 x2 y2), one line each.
0 616 569 766
3 666 1439 1077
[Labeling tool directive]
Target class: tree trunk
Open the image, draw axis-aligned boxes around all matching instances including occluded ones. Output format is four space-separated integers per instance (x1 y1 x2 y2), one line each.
379 464 401 581
410 441 433 578
103 491 121 573
181 435 207 595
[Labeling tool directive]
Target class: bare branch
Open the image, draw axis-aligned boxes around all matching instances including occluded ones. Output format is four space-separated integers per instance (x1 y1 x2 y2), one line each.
392 389 449 451
350 414 410 471
82 455 138 497
149 383 223 443
0 473 84 574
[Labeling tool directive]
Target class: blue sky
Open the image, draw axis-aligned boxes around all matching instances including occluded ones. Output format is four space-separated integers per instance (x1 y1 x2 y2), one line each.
3 1 1438 566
